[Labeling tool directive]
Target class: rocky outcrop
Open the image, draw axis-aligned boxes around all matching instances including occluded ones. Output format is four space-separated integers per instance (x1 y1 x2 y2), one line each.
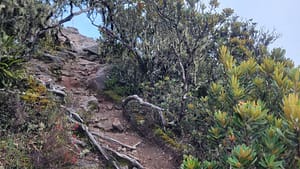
59 27 98 52
87 64 112 93
83 45 99 55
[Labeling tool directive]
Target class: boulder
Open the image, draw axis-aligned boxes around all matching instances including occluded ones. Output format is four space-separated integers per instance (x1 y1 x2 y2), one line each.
87 64 112 93
81 54 99 62
82 45 100 61
83 45 99 56
56 50 77 60
41 53 63 64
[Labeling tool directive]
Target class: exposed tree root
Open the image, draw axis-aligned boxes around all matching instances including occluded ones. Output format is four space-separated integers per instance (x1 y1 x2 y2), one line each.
62 106 144 169
91 131 142 150
104 146 144 169
122 95 167 126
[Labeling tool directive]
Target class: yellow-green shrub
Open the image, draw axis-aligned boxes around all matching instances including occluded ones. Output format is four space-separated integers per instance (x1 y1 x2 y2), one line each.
21 76 51 109
189 46 299 168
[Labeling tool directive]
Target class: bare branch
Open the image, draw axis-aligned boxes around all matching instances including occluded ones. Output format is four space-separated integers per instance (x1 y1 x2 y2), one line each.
122 95 166 126
104 146 144 169
91 131 141 150
80 124 110 160
100 26 147 73
44 6 93 30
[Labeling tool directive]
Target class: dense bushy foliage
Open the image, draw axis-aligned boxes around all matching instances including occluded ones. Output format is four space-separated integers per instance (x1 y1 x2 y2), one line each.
1 0 299 168
0 0 102 86
90 0 300 168
0 33 24 88
94 0 286 122
181 46 297 168
0 0 94 46
0 1 87 167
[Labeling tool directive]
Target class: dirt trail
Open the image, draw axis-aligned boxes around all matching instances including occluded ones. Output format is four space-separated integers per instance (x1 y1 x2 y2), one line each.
29 27 178 169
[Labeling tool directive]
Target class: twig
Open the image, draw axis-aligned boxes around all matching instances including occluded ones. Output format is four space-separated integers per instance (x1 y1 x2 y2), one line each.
91 131 141 150
43 4 93 30
48 88 67 97
132 141 142 148
104 146 144 169
0 88 21 94
71 137 87 147
80 123 124 169
80 124 110 160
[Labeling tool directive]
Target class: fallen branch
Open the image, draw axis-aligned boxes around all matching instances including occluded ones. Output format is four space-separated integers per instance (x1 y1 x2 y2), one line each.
91 131 141 150
78 122 122 169
71 137 87 147
122 95 166 126
48 88 67 97
104 146 144 169
80 124 110 160
60 106 84 123
62 106 144 169
82 124 144 169
0 88 21 94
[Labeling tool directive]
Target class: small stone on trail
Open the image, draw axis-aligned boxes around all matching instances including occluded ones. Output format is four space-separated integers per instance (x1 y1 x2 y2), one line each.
107 104 113 110
61 70 71 76
112 118 124 132
80 95 99 112
87 64 112 93
94 121 113 131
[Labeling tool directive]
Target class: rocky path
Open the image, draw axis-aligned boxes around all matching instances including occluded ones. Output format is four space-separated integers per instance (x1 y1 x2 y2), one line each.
29 27 178 169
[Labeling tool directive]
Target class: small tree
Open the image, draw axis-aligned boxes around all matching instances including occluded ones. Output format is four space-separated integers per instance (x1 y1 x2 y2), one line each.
89 0 283 127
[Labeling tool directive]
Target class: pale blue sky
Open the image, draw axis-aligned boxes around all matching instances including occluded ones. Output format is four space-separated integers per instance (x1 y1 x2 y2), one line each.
219 0 300 65
64 0 299 65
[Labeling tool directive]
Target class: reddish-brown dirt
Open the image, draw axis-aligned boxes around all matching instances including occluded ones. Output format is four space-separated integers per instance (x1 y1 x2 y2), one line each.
28 27 179 169
60 54 178 169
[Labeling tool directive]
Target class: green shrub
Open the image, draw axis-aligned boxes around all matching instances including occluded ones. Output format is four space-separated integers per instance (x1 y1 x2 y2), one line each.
186 46 298 168
0 75 78 168
0 136 33 169
104 65 142 96
103 90 123 103
180 155 201 169
0 32 24 88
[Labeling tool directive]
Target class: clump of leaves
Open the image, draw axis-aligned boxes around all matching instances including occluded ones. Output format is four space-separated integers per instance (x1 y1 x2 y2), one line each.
190 46 298 168
0 135 33 168
181 155 201 169
227 144 257 168
0 73 80 168
181 155 218 169
0 91 17 131
104 65 141 97
32 119 79 169
103 90 123 103
21 76 51 109
154 127 182 150
0 32 24 88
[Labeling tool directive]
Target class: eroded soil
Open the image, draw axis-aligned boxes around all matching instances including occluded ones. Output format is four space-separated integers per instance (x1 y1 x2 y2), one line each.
27 27 178 169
